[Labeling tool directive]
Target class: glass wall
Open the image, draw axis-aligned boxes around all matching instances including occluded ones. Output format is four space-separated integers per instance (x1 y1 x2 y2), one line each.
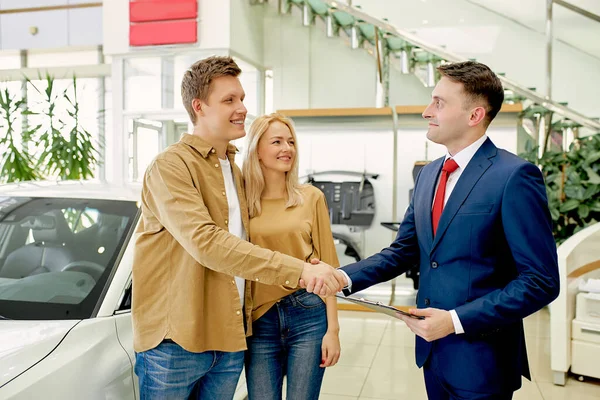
119 50 263 183
0 47 109 181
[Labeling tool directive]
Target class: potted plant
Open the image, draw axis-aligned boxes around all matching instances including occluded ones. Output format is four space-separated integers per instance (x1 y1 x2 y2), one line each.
520 134 600 244
0 74 100 183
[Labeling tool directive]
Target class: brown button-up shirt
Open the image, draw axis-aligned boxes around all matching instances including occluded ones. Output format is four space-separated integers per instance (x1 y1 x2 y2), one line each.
132 134 304 354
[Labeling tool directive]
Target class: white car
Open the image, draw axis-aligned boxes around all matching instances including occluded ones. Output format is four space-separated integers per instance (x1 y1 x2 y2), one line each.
0 181 247 399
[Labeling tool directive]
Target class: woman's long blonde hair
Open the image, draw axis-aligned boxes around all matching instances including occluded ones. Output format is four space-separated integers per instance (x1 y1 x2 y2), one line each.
242 113 304 218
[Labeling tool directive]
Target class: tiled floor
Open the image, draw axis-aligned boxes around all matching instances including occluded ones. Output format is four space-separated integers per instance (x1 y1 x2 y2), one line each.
311 308 600 400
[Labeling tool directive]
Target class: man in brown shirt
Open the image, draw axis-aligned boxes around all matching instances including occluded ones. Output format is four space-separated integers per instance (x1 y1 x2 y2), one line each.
132 56 346 400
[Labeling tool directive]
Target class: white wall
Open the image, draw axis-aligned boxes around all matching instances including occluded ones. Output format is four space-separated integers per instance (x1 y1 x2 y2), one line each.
292 113 519 259
0 0 102 50
258 5 433 110
228 1 521 258
232 1 599 118
104 0 231 56
359 0 600 119
230 0 264 67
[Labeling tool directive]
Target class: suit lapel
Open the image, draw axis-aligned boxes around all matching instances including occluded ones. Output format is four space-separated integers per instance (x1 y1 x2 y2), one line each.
417 157 444 252
431 139 497 253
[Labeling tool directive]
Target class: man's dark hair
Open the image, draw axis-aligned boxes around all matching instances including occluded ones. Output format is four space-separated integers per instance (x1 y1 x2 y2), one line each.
437 61 504 126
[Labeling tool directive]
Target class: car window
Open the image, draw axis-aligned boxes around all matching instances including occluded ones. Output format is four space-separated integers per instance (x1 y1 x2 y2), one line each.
62 207 100 234
0 196 139 320
119 282 132 311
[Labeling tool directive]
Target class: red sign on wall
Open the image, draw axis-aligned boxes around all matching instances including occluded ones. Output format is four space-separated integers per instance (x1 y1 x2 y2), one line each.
129 0 198 46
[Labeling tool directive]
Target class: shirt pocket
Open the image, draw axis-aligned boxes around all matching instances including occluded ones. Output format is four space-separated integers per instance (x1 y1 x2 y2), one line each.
457 202 494 215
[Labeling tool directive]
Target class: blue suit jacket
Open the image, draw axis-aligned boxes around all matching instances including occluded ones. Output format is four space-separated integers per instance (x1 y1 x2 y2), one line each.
341 138 559 394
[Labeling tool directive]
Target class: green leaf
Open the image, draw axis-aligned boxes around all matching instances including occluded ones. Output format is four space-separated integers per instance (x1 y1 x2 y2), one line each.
549 207 560 221
559 199 580 212
582 185 600 200
564 185 585 200
583 166 600 184
578 204 590 219
586 151 600 165
591 202 600 212
545 173 561 186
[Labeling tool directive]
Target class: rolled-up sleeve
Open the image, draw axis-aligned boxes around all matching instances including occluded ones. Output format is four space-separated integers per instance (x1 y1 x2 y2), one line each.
143 156 303 286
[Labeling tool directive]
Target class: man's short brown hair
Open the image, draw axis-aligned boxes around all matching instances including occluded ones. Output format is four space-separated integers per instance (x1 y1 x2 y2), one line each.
181 56 242 124
437 61 504 126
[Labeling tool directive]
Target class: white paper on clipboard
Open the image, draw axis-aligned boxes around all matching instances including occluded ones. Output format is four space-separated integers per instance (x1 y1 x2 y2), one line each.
336 294 424 320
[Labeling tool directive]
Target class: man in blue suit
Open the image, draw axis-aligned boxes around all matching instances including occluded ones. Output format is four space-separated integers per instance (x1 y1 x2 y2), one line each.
339 61 559 399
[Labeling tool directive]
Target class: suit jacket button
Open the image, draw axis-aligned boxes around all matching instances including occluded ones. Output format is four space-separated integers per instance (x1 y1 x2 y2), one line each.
424 298 430 306
431 262 438 269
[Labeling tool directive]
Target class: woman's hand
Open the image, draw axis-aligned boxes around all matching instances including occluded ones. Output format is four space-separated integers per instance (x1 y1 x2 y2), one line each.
320 330 341 367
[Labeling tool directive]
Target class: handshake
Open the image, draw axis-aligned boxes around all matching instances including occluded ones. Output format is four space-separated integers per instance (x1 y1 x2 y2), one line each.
299 259 348 297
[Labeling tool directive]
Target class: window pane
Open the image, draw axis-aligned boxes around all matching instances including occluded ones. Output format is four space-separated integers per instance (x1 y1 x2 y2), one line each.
25 77 102 179
27 78 100 137
124 57 161 110
235 58 259 117
0 81 25 148
135 126 160 181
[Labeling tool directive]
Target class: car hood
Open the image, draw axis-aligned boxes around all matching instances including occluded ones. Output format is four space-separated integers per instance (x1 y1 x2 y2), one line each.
0 320 79 387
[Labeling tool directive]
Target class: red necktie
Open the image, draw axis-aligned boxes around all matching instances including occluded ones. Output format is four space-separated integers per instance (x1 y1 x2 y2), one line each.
432 158 459 235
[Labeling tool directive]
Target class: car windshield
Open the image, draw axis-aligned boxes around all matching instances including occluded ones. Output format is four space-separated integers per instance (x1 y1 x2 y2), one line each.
0 196 138 320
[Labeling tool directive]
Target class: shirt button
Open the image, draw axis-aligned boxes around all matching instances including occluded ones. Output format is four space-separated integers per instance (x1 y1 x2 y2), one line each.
431 262 438 269
211 149 216 154
424 298 431 306
236 311 241 315
231 280 235 284
255 278 259 281
222 191 226 196
285 280 290 285
225 219 228 225
215 163 219 168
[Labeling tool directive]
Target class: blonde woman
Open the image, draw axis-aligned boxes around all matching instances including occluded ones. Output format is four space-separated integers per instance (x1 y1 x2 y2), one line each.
242 113 341 400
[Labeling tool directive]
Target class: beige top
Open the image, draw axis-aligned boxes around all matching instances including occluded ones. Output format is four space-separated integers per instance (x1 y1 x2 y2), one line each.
132 134 304 354
249 185 340 321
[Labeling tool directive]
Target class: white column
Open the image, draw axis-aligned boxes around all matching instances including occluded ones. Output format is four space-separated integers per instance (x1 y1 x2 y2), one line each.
109 57 126 186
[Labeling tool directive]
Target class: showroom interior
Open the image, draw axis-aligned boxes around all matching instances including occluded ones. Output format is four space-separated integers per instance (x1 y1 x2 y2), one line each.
0 0 599 399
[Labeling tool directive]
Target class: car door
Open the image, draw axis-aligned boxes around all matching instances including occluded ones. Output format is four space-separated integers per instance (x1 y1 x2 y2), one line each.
114 276 138 399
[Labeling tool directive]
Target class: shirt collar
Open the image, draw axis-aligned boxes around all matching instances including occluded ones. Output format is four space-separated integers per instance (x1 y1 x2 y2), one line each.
180 133 238 159
445 135 488 170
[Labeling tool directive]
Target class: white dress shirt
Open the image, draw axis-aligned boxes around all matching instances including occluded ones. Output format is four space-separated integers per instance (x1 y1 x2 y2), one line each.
438 135 488 335
340 135 489 335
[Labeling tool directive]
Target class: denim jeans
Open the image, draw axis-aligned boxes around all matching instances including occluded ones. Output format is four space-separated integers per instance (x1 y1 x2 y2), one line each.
245 289 328 400
134 341 244 400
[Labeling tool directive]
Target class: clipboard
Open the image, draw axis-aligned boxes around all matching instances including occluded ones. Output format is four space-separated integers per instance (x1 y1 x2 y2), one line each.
336 294 425 320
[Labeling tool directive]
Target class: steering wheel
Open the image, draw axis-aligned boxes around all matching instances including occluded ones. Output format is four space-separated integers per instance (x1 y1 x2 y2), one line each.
62 261 105 282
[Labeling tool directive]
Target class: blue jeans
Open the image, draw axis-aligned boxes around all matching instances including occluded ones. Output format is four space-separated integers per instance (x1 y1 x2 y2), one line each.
245 289 328 400
135 341 244 400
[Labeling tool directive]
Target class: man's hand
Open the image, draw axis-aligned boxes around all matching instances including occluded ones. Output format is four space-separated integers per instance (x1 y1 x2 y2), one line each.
398 308 455 342
299 261 345 296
